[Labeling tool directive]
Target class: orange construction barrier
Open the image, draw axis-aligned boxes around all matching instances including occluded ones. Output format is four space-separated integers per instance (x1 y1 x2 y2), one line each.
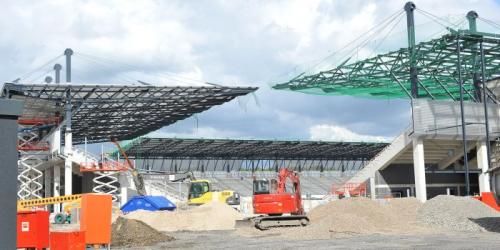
80 193 112 246
17 211 50 250
50 231 85 250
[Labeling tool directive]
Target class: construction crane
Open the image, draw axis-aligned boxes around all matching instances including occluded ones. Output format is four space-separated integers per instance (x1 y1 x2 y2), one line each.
237 168 309 230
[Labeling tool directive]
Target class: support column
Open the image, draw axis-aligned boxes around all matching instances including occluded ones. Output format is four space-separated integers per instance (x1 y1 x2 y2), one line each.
44 169 52 198
64 132 73 196
413 137 427 202
64 48 73 196
477 141 491 193
370 175 376 200
53 165 61 212
119 173 129 207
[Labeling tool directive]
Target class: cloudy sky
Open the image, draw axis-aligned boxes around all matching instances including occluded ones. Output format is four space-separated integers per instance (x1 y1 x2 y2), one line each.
2 0 500 145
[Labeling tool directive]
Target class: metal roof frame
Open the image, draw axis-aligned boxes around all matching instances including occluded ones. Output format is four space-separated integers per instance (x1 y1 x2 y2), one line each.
2 83 257 144
118 137 387 161
273 30 500 101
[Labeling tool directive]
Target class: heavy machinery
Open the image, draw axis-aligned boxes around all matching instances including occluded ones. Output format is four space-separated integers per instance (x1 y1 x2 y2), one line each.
170 172 240 206
187 179 240 206
238 168 309 230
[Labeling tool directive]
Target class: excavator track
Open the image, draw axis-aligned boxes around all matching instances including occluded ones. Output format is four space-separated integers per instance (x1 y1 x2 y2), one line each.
237 215 309 230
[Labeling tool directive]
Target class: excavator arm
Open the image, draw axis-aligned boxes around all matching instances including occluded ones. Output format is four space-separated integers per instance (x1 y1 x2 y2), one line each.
277 168 304 215
111 138 147 196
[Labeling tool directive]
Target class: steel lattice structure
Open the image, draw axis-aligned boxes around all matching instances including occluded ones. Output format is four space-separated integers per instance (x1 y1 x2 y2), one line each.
2 83 257 144
119 137 386 160
114 137 387 172
273 30 500 101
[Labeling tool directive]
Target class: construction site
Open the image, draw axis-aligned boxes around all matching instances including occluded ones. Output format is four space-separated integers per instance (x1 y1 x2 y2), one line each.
3 1 500 249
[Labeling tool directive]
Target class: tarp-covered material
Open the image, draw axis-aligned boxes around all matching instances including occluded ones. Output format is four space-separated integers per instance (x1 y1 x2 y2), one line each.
120 195 176 213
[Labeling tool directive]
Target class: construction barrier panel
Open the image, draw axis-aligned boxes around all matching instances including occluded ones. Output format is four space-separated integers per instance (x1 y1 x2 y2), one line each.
17 210 49 249
80 193 112 245
50 231 85 250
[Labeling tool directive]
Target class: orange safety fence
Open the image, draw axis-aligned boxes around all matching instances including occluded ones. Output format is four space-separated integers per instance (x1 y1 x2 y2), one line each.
79 161 129 172
18 117 61 126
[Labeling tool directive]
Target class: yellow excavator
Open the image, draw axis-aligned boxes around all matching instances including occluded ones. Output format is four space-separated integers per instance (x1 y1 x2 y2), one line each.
187 179 240 206
170 172 240 206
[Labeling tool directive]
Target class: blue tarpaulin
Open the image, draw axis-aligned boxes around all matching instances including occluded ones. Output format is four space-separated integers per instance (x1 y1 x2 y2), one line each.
120 195 177 213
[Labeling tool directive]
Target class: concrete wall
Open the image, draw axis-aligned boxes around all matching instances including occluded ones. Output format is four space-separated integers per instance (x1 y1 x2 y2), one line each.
374 164 479 199
0 99 23 250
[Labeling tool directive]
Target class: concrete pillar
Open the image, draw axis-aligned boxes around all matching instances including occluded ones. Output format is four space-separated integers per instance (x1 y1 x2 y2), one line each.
64 132 73 196
477 140 491 193
53 165 61 212
44 169 52 197
370 176 376 200
119 173 129 207
413 137 427 202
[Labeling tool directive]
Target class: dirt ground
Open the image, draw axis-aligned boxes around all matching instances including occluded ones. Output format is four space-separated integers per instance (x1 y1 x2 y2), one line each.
112 230 500 250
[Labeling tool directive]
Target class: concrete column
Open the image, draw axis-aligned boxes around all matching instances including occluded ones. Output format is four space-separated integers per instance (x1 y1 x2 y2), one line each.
413 137 427 202
119 173 129 207
53 165 61 212
370 176 376 200
44 169 52 197
477 140 491 193
64 132 73 195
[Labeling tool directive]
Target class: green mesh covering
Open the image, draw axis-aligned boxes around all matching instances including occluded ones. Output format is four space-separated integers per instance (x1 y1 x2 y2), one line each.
273 30 500 101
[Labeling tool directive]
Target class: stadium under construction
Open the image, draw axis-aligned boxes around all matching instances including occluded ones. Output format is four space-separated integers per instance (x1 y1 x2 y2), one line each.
3 1 500 249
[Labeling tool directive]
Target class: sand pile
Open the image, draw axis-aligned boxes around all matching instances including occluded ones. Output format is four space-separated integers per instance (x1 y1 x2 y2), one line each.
417 195 500 232
124 201 244 232
111 217 174 247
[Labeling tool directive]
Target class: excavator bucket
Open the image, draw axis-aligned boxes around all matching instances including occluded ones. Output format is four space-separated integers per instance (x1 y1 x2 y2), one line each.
235 217 254 228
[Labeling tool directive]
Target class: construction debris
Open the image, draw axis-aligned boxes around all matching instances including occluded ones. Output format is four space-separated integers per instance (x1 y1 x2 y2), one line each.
124 201 244 232
111 217 174 247
417 195 500 232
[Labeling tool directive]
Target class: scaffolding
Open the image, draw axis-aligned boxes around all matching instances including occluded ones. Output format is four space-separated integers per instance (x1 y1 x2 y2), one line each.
17 118 58 200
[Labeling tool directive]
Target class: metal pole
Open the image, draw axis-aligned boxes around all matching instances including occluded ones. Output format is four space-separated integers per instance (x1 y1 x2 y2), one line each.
405 2 418 98
456 38 470 196
54 64 61 83
467 11 482 101
64 49 73 83
480 42 492 173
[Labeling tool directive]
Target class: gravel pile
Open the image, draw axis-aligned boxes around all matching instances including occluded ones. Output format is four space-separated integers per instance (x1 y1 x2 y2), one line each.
417 195 500 232
237 197 433 239
111 217 174 247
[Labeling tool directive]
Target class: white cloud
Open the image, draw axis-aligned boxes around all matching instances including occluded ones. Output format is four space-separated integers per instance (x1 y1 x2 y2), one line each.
309 124 389 142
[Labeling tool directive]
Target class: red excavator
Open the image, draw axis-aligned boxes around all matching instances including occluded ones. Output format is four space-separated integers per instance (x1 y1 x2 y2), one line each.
238 168 309 230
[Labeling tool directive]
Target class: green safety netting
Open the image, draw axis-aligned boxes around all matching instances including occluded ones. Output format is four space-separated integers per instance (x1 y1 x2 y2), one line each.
273 30 500 101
